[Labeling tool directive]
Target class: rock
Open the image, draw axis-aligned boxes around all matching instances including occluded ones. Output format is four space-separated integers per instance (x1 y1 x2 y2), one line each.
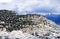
0 10 60 39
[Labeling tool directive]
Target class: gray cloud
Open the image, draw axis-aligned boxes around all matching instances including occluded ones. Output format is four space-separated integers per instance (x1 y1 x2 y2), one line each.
0 0 60 15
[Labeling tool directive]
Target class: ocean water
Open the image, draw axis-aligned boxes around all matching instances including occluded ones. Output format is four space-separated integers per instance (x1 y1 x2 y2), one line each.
45 14 60 25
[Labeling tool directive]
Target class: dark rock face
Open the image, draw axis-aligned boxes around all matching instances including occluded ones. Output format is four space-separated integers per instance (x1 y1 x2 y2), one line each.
0 10 17 31
0 10 42 32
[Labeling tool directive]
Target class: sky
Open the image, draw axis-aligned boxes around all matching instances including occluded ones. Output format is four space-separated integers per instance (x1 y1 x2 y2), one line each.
0 0 60 15
0 0 60 24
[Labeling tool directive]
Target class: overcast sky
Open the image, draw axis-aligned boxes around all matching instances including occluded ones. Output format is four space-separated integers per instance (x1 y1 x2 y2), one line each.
0 0 60 15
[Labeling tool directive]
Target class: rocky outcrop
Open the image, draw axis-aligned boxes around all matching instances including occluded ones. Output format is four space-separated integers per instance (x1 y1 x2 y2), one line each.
0 10 60 39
